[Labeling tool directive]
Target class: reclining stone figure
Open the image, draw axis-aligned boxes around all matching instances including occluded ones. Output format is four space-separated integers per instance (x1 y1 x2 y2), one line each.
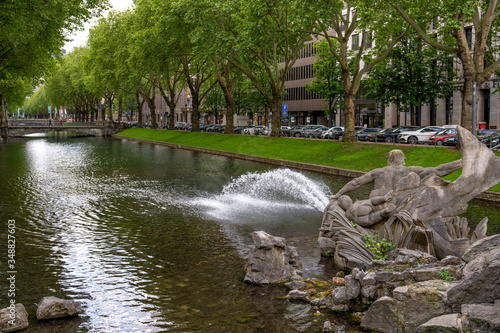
319 126 500 269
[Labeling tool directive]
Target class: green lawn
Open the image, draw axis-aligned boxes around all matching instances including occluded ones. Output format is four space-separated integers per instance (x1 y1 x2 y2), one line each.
116 128 500 192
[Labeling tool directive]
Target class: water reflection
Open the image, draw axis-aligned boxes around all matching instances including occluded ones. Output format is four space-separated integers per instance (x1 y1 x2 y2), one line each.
0 137 497 332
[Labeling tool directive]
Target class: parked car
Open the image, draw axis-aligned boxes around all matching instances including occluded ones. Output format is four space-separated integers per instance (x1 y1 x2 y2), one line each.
123 121 138 127
301 125 330 138
253 125 268 135
428 128 458 146
481 131 500 149
243 125 266 135
261 126 272 136
321 126 344 140
174 122 188 130
398 126 444 144
234 126 248 134
281 125 296 137
372 126 420 143
477 129 498 141
205 124 220 132
288 125 308 137
443 134 459 146
280 126 292 136
356 128 382 141
242 125 255 135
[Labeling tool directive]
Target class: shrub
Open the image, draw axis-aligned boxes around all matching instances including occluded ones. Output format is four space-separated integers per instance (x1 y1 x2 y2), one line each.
361 234 395 261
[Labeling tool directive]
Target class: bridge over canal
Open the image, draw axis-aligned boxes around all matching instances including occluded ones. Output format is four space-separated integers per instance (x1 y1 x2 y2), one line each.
1 120 130 138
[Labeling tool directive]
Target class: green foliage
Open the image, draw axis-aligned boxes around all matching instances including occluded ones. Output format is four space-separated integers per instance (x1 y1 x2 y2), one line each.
226 0 318 135
22 87 49 118
44 47 95 115
364 34 456 120
314 0 408 141
438 268 455 281
361 235 395 261
0 0 108 105
381 0 500 130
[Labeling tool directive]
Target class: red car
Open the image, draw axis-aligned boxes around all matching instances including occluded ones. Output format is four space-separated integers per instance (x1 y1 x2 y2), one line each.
428 128 457 146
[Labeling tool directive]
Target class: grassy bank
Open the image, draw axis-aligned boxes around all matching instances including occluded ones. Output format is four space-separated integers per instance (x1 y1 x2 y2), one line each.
116 128 500 192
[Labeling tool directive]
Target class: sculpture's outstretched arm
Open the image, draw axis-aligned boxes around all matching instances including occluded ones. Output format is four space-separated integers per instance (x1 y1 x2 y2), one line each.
408 160 462 179
331 171 377 200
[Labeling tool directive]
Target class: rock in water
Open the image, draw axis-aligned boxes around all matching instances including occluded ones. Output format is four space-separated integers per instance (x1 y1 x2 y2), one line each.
244 231 302 284
36 296 82 320
0 303 29 332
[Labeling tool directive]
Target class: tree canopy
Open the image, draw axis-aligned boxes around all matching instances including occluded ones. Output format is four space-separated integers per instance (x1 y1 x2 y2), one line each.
1 0 108 123
18 0 498 136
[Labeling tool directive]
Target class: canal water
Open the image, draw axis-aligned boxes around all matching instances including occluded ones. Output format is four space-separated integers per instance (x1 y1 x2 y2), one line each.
0 136 498 332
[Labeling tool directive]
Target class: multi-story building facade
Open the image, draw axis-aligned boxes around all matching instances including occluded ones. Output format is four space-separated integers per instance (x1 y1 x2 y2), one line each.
283 14 500 130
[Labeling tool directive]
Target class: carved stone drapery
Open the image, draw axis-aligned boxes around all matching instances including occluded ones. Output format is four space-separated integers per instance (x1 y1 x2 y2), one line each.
320 126 499 269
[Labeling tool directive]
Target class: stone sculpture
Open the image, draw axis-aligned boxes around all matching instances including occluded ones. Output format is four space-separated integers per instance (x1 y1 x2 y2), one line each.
319 126 500 269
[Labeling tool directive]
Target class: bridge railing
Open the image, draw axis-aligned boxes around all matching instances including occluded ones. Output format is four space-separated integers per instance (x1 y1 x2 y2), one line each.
9 120 97 127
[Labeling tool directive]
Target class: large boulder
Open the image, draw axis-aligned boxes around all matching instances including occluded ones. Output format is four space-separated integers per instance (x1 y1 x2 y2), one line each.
361 280 454 333
461 302 500 332
416 314 462 333
416 301 500 332
244 231 302 284
0 303 29 332
447 246 500 309
360 296 400 333
461 234 500 263
36 296 82 320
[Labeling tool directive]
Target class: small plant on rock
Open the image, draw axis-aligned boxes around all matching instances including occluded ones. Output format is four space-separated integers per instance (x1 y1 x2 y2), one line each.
438 268 455 281
361 234 395 261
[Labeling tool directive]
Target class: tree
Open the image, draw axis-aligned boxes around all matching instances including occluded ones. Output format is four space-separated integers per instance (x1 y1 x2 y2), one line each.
202 85 226 123
0 0 108 126
22 86 49 119
364 35 456 126
100 9 145 125
146 0 216 132
44 47 99 122
386 0 500 131
314 0 408 141
176 0 245 133
305 39 345 127
86 11 130 123
227 0 317 136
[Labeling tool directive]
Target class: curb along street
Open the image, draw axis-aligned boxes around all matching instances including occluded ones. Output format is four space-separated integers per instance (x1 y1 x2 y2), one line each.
114 135 500 203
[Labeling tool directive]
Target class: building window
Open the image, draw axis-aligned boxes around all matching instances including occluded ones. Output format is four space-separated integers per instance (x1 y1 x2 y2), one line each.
352 34 359 50
366 32 372 48
341 14 347 32
465 27 472 50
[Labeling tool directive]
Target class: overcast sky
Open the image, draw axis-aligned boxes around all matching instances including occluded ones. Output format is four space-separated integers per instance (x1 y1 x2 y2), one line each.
64 0 134 52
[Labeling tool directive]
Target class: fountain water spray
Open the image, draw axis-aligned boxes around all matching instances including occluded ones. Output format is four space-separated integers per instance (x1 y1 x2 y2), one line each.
193 169 332 222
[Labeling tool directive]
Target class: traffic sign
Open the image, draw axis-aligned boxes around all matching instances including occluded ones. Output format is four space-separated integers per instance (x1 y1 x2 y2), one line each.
282 104 288 117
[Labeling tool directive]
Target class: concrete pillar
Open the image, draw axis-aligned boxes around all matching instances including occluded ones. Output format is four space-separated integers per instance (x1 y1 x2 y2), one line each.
421 105 430 126
452 89 463 126
490 87 500 130
384 104 397 128
436 98 447 125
